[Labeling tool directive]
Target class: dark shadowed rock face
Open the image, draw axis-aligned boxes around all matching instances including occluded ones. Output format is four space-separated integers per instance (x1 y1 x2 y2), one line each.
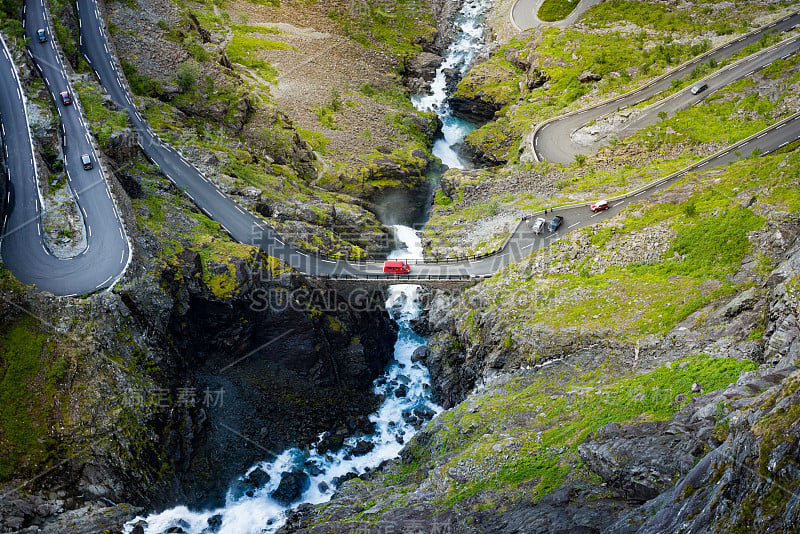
151 261 397 508
446 94 502 124
578 420 704 502
271 471 311 506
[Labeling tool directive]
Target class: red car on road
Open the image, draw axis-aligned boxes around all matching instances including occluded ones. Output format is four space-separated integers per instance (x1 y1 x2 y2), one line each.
60 91 72 105
383 260 411 274
590 200 609 212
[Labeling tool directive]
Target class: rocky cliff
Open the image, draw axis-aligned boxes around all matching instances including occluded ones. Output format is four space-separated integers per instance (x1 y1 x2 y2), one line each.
0 244 397 530
277 140 800 531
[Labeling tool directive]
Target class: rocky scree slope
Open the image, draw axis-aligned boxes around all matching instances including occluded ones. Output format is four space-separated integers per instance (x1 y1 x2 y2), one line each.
93 0 453 254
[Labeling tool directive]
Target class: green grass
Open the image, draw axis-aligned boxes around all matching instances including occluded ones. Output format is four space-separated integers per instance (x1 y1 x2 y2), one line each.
224 34 286 82
538 0 580 22
231 23 282 35
656 208 763 279
516 203 761 335
582 0 757 35
422 354 756 508
74 79 131 149
0 318 54 480
326 0 436 59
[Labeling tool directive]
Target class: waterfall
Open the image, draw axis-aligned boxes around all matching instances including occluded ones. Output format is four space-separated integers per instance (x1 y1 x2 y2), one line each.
125 227 440 534
413 0 492 169
125 0 493 528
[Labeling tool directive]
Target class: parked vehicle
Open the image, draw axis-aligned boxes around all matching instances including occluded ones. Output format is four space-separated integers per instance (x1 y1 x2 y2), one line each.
80 154 93 170
59 91 72 105
383 260 411 274
36 29 47 43
531 217 546 234
590 200 609 212
548 216 563 232
690 82 708 95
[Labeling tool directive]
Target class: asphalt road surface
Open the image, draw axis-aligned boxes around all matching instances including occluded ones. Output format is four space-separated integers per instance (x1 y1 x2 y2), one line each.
2 0 799 293
76 0 800 279
0 0 129 296
511 0 600 31
533 11 800 164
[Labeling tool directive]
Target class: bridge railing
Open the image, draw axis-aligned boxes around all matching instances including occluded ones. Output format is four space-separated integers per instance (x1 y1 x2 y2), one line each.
318 273 491 281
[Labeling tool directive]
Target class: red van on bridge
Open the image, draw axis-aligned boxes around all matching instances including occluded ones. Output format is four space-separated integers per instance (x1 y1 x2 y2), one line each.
383 260 411 274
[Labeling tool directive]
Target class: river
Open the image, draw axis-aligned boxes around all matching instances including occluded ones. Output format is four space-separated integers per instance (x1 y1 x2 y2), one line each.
125 0 488 530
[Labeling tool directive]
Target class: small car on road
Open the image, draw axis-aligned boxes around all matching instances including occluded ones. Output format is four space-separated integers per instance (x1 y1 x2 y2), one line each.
80 154 93 170
60 91 72 105
531 217 546 234
36 29 47 43
548 216 563 232
690 82 708 95
383 260 411 274
590 200 609 212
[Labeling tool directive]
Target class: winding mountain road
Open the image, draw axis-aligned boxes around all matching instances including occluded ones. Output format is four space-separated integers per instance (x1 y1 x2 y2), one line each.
2 1 800 294
532 11 800 164
0 0 130 296
75 0 800 278
511 0 600 31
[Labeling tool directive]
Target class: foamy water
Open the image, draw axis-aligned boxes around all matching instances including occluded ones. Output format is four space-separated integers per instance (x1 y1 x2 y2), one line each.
412 0 491 169
125 226 438 534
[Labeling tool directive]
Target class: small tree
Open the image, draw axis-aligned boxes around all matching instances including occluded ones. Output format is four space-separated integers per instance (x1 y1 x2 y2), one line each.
176 61 199 93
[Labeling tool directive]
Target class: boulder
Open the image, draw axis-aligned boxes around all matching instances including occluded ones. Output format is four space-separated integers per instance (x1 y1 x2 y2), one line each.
447 93 502 124
411 346 429 363
721 287 758 317
405 52 444 82
525 68 550 90
352 440 375 456
201 514 223 533
270 470 310 506
105 128 139 162
244 467 271 488
579 420 702 501
504 47 532 71
578 70 602 83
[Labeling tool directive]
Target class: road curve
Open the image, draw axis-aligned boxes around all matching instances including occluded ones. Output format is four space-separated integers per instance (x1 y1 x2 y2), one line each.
0 0 130 297
511 0 600 31
532 11 800 164
75 0 800 282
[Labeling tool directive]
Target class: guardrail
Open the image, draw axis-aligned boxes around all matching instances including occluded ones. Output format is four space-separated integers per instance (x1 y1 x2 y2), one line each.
318 273 491 281
529 10 800 162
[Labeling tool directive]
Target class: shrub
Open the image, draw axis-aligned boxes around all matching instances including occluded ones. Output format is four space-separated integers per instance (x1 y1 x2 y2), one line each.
176 61 200 93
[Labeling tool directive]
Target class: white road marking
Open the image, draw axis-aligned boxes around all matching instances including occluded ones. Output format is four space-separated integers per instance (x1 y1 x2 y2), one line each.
568 222 579 229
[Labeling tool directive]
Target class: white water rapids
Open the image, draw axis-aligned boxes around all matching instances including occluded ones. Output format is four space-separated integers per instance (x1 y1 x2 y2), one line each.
413 0 491 169
126 0 491 529
125 227 440 534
